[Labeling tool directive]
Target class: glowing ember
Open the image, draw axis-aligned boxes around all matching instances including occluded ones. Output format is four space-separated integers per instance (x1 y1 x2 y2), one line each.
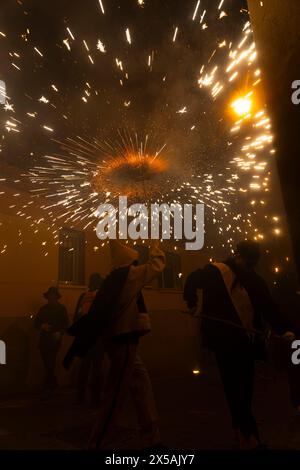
104 153 167 182
94 152 168 197
231 96 253 117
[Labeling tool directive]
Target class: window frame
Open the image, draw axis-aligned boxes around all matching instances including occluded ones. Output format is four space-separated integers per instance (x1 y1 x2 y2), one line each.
58 227 85 286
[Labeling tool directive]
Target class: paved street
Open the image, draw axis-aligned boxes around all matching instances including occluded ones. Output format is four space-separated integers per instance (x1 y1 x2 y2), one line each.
0 360 300 451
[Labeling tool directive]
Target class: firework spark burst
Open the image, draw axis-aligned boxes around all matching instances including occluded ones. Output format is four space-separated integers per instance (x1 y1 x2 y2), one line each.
0 0 284 256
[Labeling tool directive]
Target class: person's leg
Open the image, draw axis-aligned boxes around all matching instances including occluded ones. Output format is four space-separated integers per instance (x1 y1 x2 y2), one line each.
215 346 259 448
77 354 92 404
46 343 59 391
89 341 105 408
237 347 259 443
39 344 49 390
215 349 240 432
88 338 138 449
130 354 160 448
39 343 57 391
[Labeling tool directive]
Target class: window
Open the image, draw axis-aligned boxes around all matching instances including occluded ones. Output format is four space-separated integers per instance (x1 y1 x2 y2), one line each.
58 228 85 285
134 245 182 290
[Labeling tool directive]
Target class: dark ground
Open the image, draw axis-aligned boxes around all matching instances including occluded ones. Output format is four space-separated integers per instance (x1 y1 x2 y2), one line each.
0 359 300 451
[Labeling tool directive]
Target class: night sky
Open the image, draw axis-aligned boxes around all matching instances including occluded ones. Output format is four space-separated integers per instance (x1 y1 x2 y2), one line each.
0 0 247 168
1 0 288 264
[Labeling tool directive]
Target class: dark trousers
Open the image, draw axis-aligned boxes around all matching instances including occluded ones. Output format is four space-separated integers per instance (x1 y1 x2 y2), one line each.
39 340 60 391
215 345 259 440
78 340 104 407
88 335 159 449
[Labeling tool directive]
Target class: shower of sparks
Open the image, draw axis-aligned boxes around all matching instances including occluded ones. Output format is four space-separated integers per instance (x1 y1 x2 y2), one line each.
0 0 286 262
200 10 207 24
231 96 253 117
66 27 75 41
125 28 132 45
34 47 43 57
63 39 71 51
97 39 106 53
43 125 54 132
173 27 179 43
192 1 201 21
98 0 105 14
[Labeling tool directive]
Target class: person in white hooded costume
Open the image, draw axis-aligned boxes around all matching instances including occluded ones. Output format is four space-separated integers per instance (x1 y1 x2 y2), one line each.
87 240 166 450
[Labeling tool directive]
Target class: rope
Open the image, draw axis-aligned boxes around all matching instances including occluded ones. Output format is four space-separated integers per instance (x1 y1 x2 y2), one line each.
181 310 268 338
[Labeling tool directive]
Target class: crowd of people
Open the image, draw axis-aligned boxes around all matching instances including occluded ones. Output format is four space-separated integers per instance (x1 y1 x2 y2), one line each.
34 240 300 450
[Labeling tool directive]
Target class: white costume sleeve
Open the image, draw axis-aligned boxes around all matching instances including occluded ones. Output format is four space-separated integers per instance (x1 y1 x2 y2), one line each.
127 244 166 291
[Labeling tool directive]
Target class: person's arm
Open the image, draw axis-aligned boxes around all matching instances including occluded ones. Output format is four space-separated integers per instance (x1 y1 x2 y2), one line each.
127 242 166 291
183 268 205 310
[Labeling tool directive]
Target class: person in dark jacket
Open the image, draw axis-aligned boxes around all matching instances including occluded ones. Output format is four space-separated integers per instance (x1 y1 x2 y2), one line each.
35 287 69 394
183 240 292 449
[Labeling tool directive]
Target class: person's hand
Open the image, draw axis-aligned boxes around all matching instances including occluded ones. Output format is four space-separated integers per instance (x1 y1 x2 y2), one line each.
282 331 296 341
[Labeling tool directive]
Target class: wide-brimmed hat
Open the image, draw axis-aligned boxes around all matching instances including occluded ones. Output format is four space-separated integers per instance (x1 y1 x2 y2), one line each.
43 286 61 299
110 240 139 269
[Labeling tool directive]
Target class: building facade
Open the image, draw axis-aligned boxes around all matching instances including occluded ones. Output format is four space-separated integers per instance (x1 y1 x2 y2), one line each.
0 184 209 394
